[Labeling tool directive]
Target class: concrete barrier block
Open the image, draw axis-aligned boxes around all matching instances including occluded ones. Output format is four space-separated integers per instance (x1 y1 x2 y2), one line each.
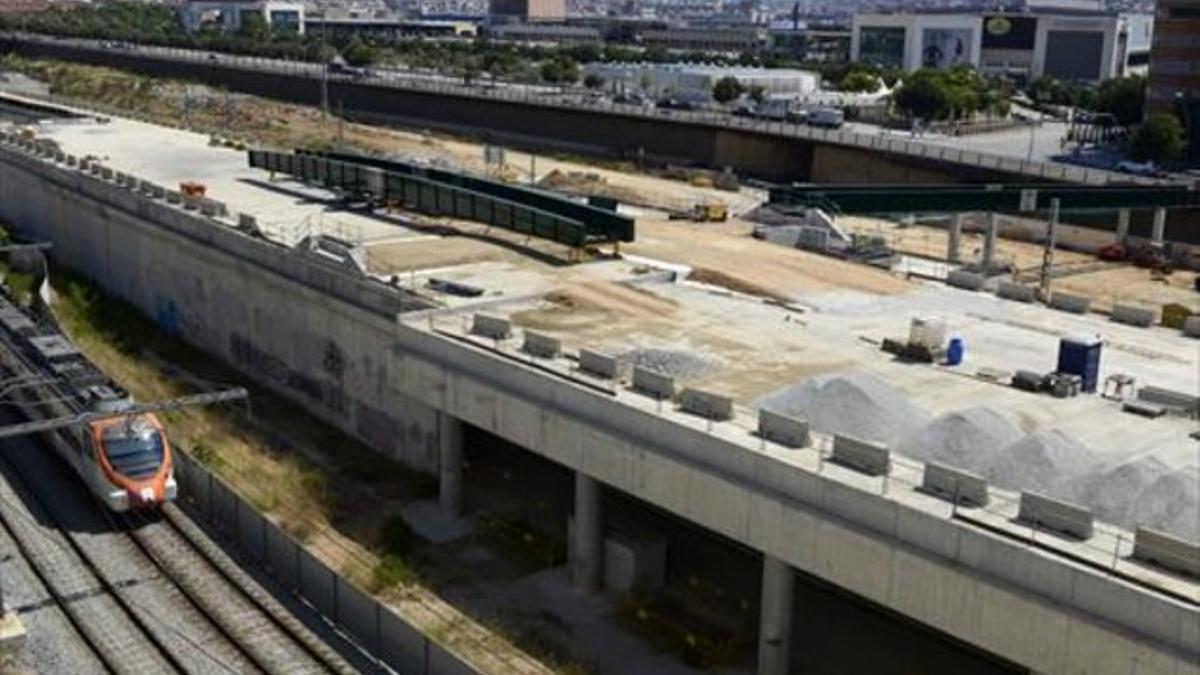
237 213 258 231
757 409 810 448
1132 526 1199 578
53 151 65 163
679 388 733 421
946 270 984 291
65 154 77 167
1017 492 1094 540
831 435 890 476
522 331 562 359
996 281 1036 303
1183 316 1200 338
1137 386 1200 416
139 179 156 195
1111 303 1157 327
632 366 675 400
578 349 617 379
1049 291 1091 314
921 462 989 506
166 190 183 205
99 167 114 180
200 199 219 217
471 313 512 340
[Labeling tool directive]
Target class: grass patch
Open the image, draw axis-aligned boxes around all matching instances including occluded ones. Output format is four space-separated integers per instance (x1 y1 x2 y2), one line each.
476 510 567 574
369 554 419 591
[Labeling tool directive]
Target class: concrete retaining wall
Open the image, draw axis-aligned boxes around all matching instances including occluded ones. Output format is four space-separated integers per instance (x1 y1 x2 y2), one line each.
1018 492 1094 540
1112 303 1158 327
946 270 984 291
758 409 810 448
996 281 1036 303
1132 527 1199 578
0 140 443 473
578 348 617 379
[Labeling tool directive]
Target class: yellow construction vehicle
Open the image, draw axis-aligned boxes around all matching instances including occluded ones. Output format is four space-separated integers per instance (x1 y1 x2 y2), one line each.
692 201 728 222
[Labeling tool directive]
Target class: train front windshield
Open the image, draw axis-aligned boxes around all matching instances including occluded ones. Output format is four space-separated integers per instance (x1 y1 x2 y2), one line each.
101 418 166 480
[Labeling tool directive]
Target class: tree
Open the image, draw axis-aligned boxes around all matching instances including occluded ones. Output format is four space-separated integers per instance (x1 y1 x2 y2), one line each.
1129 113 1185 162
342 37 376 67
892 70 953 120
711 76 744 104
748 85 766 104
839 71 879 94
540 57 578 84
236 12 269 41
1096 75 1146 126
583 73 605 90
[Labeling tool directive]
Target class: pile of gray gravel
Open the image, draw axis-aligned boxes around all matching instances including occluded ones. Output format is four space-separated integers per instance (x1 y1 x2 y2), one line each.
1064 458 1168 528
1128 467 1199 542
754 372 930 446
617 348 720 382
981 429 1096 499
894 407 1022 470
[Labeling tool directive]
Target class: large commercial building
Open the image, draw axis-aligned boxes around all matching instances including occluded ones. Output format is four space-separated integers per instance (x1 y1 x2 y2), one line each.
488 0 565 23
1147 0 1200 160
850 7 1153 84
181 0 304 34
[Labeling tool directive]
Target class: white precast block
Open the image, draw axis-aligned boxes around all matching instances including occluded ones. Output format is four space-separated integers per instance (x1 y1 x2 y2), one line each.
632 366 675 400
921 462 989 506
679 388 733 421
758 409 810 448
522 331 562 359
996 281 1036 303
1132 527 1199 578
1183 316 1200 338
578 348 617 379
946 270 984 291
1049 291 1091 314
1018 492 1094 540
1111 303 1157 327
471 313 512 340
831 435 890 476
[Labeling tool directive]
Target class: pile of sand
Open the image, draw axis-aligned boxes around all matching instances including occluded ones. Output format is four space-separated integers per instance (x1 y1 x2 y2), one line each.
895 407 1022 470
981 429 1096 499
754 372 930 446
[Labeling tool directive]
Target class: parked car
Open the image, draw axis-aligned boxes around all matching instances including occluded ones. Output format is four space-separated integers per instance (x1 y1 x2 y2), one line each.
1116 161 1167 178
807 107 845 129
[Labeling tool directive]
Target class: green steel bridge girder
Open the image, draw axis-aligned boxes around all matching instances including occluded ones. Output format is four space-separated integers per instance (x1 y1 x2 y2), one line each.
768 183 1200 216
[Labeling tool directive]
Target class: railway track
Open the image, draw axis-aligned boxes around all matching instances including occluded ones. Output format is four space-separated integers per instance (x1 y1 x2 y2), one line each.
0 428 359 675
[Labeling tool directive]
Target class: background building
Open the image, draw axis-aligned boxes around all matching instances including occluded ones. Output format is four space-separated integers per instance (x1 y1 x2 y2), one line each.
850 6 1153 84
583 62 818 100
182 0 305 34
488 0 565 23
1146 0 1199 160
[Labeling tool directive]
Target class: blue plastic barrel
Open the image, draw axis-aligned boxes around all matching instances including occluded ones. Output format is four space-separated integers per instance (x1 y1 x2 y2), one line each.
946 337 965 366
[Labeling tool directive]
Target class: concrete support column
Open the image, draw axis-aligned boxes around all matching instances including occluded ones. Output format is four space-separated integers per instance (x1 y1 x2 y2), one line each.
1151 208 1166 247
947 213 963 263
1115 208 1131 243
438 412 464 515
572 472 603 592
981 213 998 274
757 554 795 675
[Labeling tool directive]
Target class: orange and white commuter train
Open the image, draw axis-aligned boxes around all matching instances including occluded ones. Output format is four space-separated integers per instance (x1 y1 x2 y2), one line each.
0 291 176 511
